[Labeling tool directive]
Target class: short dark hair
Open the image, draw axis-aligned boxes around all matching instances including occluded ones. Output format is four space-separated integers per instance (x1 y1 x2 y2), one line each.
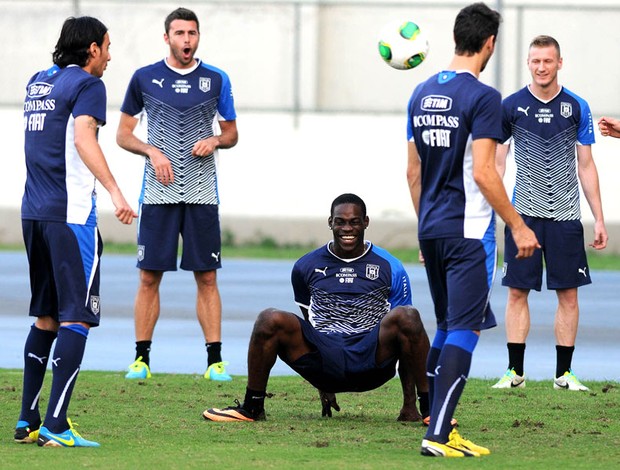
529 35 561 57
453 2 502 56
330 193 367 218
165 7 200 33
52 16 108 68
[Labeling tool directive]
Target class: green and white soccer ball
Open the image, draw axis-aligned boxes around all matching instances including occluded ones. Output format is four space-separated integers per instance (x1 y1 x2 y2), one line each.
378 20 429 70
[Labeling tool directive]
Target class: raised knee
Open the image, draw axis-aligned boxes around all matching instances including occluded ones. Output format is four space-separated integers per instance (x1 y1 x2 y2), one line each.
253 308 291 337
390 306 426 336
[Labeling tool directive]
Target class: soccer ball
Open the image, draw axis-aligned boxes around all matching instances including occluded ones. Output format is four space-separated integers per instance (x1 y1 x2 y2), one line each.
378 21 429 70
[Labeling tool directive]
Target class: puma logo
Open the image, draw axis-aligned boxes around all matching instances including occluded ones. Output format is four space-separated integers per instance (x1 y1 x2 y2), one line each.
211 252 220 263
578 267 587 277
51 357 61 367
314 267 328 276
27 353 47 364
152 78 165 88
517 106 529 116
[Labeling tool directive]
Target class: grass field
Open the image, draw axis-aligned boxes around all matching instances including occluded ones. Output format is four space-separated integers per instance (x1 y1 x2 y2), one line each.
1 371 618 468
4 242 620 271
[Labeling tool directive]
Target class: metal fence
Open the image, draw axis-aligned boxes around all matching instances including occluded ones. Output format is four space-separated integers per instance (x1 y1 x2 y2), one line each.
2 0 620 116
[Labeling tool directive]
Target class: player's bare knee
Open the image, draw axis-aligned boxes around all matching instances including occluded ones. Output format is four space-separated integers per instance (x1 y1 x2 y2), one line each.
252 308 289 338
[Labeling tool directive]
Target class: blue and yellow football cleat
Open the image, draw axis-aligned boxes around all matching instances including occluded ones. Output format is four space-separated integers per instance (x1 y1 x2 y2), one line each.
204 361 232 381
125 356 152 379
37 419 100 447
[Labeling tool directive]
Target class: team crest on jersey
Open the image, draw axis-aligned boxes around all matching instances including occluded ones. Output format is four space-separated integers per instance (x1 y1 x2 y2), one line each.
199 77 211 93
27 82 54 99
90 295 100 315
560 102 572 118
137 245 145 262
366 264 380 280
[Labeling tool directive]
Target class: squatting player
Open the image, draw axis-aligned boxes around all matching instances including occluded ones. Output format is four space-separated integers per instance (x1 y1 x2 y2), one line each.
203 194 431 423
407 2 539 458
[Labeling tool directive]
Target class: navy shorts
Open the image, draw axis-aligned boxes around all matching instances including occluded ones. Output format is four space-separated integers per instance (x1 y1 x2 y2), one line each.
136 203 222 272
502 216 591 291
420 238 497 331
285 316 397 393
22 220 103 326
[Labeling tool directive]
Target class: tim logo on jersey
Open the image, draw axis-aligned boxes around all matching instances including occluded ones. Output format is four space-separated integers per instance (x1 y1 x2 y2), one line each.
27 82 54 99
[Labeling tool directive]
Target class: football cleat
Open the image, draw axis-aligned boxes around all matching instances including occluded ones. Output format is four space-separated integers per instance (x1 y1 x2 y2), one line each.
491 368 526 389
423 416 458 427
554 370 589 391
14 420 40 444
448 428 490 456
204 361 232 381
203 399 265 422
421 429 490 457
125 356 151 379
37 419 100 447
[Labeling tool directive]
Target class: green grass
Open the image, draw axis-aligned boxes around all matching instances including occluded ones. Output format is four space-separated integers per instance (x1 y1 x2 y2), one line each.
3 243 620 271
1 371 619 468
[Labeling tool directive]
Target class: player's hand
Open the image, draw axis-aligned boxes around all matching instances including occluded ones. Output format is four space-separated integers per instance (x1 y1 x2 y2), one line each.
191 137 219 158
418 249 425 266
147 147 174 185
511 224 540 259
598 116 620 138
589 220 608 250
319 390 340 417
110 190 138 225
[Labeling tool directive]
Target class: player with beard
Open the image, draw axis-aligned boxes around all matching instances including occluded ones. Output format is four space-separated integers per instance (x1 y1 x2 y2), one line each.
117 7 238 381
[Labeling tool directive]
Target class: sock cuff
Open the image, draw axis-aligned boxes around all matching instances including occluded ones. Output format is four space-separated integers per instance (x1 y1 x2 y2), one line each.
445 329 479 353
59 324 89 338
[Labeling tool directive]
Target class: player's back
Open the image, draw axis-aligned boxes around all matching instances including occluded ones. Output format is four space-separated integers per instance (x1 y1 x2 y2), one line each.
22 65 106 224
407 71 502 240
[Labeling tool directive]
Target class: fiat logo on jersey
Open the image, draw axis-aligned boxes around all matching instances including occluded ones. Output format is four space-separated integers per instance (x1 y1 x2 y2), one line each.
366 264 380 280
199 77 211 92
560 102 572 118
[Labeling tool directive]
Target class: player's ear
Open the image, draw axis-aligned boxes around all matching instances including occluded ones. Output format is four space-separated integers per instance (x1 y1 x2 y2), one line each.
364 216 369 228
327 216 333 229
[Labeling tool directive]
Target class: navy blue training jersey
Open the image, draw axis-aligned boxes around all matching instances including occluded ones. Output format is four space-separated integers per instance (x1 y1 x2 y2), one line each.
500 86 595 221
22 64 106 225
291 242 412 335
407 71 502 241
120 59 236 205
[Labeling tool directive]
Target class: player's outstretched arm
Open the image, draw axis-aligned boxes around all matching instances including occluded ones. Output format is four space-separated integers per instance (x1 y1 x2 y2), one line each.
598 116 620 138
74 115 137 225
472 138 540 258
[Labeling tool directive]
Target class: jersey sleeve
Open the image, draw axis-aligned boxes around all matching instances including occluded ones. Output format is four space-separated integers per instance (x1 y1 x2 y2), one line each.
72 78 107 125
499 97 514 145
471 87 502 142
576 99 595 145
372 245 413 307
120 70 145 117
291 258 310 309
217 71 237 121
